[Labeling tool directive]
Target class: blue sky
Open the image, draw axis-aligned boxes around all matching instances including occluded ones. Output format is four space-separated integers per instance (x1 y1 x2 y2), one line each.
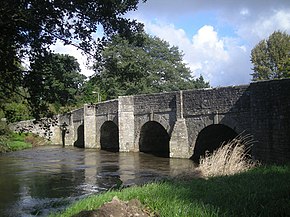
53 0 290 87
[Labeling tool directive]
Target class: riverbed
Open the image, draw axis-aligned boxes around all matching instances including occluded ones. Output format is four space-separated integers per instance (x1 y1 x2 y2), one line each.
0 146 194 216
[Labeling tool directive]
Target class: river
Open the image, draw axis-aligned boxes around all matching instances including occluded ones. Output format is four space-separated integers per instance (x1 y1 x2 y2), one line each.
0 146 195 217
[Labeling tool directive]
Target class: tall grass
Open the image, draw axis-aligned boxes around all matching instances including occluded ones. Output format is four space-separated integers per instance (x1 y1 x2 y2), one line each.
198 135 257 178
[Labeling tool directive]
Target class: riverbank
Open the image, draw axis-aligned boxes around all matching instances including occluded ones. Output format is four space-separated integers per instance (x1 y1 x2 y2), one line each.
0 132 49 153
50 164 290 217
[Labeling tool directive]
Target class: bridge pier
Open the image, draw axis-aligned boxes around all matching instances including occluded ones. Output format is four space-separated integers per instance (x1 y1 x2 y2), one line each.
170 118 191 158
84 104 98 148
118 96 135 152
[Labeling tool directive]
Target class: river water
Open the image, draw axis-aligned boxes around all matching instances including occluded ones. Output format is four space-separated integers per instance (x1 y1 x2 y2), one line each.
0 146 194 217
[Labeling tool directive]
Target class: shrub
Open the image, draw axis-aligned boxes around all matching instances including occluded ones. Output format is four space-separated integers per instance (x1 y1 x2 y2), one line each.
3 102 32 123
0 120 11 136
198 135 257 178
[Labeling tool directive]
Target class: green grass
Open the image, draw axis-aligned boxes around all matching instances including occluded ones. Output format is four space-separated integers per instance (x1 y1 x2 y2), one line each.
0 133 39 153
7 133 32 151
50 165 290 217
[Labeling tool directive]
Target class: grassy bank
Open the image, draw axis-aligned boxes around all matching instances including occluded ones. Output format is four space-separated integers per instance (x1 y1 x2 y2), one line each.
50 165 290 217
0 132 49 153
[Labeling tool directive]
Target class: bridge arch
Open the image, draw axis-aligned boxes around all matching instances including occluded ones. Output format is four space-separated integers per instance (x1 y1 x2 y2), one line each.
74 124 85 148
100 121 119 152
139 121 170 157
191 124 238 163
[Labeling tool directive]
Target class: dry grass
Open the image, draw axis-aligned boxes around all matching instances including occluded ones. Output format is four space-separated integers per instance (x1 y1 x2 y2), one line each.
198 135 257 178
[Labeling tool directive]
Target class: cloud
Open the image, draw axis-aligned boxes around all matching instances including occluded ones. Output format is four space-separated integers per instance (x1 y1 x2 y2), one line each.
129 0 290 86
144 20 251 86
236 9 290 45
50 41 95 78
136 0 290 17
49 1 290 86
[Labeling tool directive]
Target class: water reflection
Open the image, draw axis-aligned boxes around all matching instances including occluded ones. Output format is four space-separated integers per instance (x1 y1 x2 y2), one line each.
0 146 195 217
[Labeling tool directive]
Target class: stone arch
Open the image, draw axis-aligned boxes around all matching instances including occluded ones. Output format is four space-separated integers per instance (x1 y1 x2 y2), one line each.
219 116 245 135
154 115 172 135
74 124 84 148
100 121 119 152
139 121 170 157
191 124 238 163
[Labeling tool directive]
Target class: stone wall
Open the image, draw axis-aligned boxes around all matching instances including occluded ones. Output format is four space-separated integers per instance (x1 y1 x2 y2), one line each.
182 85 252 152
250 79 290 163
133 92 177 134
9 117 61 145
9 79 290 164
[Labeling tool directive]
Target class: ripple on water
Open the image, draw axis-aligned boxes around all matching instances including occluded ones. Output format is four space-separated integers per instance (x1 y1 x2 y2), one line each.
0 146 195 216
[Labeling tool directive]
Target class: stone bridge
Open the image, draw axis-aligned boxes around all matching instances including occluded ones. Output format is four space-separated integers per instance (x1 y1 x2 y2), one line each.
51 79 290 164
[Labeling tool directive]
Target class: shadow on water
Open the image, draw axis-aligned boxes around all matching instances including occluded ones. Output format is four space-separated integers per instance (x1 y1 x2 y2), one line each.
0 146 194 216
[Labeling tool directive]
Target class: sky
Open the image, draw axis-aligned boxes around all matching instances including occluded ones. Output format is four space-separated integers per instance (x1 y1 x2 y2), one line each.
52 0 290 87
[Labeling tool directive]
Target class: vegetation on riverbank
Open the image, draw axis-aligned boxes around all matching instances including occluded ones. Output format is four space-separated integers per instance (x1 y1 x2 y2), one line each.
50 164 290 217
198 135 257 177
51 135 286 217
0 121 49 153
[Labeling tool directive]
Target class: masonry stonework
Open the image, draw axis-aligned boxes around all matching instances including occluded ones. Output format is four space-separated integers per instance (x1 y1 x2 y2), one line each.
11 79 290 164
118 96 135 152
84 104 97 148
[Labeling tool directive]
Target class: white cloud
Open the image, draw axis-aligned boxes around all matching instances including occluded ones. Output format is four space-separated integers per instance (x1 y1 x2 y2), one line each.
191 25 229 62
236 9 290 45
240 8 250 16
50 41 95 78
144 20 251 86
189 26 251 86
48 1 290 86
128 0 290 86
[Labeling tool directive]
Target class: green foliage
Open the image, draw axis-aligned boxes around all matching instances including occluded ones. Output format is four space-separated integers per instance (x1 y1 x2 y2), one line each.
0 122 12 153
0 0 145 117
92 34 209 99
251 31 290 81
75 79 104 104
51 165 290 217
25 53 86 117
3 102 32 123
0 132 48 153
0 121 11 137
6 133 32 151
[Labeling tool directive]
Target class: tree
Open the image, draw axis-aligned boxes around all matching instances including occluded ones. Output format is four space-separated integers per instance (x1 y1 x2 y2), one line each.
251 31 290 81
92 34 209 99
0 0 145 116
25 53 86 117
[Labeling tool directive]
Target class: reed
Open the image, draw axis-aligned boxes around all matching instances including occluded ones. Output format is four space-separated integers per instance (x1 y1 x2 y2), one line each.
198 134 257 177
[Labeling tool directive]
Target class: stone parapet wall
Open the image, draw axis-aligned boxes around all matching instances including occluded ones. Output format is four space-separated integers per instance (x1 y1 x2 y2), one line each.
134 92 177 114
183 85 250 116
9 117 61 145
96 99 118 115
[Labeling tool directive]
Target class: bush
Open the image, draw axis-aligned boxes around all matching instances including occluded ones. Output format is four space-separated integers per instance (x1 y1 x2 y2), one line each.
198 135 257 178
0 121 12 153
3 102 32 123
0 120 11 136
0 136 10 153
